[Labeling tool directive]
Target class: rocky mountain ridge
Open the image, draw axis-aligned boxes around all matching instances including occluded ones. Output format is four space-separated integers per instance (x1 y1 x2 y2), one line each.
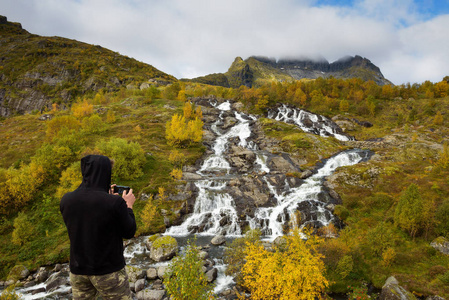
189 55 392 88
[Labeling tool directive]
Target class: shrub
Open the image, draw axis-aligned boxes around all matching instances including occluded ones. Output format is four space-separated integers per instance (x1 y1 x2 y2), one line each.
139 195 158 234
72 99 93 118
224 229 261 286
96 138 146 181
336 255 354 279
168 150 186 167
435 201 449 238
0 162 45 214
82 114 107 134
0 284 23 299
55 162 82 199
394 184 424 238
12 212 34 246
170 168 182 180
164 239 214 300
45 115 80 140
240 230 328 300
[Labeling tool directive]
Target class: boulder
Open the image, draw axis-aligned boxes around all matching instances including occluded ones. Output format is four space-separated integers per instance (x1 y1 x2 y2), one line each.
136 289 166 300
205 268 218 283
379 276 417 300
35 267 49 283
430 237 449 255
268 155 300 173
150 236 178 262
45 271 69 293
8 265 30 281
211 235 226 245
126 266 146 283
146 268 158 280
135 278 146 293
157 266 168 279
146 234 162 251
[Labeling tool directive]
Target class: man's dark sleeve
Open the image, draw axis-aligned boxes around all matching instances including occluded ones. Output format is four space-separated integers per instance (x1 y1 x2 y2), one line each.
115 198 136 239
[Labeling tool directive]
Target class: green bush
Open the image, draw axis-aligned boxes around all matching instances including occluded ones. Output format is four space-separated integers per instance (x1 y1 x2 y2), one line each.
164 239 214 300
435 201 449 238
95 138 146 181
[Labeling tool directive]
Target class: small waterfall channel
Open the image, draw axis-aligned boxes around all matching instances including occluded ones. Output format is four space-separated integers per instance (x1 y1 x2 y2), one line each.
14 100 371 299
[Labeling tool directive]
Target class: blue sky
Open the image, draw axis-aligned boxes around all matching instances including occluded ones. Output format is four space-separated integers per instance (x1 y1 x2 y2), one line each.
1 0 449 85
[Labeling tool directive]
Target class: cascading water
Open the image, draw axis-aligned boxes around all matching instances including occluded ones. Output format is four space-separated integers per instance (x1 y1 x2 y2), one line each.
166 100 369 239
250 149 370 240
268 104 355 141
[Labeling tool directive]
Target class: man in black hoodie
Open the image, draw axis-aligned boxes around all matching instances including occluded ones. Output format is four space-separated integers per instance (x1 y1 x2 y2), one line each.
60 155 136 299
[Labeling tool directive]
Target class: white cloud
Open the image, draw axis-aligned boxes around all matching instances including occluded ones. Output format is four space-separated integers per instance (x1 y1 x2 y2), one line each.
1 0 448 84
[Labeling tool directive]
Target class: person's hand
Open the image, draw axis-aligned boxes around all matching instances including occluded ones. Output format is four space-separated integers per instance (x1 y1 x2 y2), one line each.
109 184 118 195
122 189 136 209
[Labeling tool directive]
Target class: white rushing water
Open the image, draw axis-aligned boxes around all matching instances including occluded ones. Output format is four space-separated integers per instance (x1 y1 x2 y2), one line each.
268 104 354 141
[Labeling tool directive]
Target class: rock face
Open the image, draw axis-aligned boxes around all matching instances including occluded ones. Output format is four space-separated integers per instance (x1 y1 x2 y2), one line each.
379 276 417 300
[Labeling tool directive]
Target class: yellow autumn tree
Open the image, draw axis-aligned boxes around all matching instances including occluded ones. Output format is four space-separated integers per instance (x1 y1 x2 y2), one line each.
140 195 158 233
72 99 94 118
240 230 328 300
166 114 203 147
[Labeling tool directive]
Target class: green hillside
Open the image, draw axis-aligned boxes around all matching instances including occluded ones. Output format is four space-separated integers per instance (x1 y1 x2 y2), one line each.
0 16 175 117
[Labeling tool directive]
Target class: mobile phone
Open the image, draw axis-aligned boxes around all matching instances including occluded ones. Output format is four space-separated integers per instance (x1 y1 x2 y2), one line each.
113 185 131 195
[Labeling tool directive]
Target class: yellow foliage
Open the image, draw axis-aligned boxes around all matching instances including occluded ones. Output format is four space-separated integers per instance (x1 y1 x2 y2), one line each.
55 162 82 199
183 102 193 119
12 212 34 246
140 195 158 233
170 168 183 180
0 162 46 214
241 230 328 300
46 115 80 140
106 110 116 123
166 114 203 147
51 103 59 112
433 111 444 125
195 106 203 119
177 89 187 101
382 247 396 267
72 99 94 118
168 150 186 167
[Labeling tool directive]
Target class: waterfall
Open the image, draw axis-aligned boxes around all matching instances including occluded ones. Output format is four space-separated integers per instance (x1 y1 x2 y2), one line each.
166 100 369 239
268 104 354 141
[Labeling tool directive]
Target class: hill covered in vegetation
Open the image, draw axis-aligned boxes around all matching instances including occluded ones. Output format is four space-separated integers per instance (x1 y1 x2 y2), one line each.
0 16 175 117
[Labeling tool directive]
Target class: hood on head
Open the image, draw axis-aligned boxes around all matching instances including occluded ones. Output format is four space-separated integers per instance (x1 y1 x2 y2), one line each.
80 155 112 192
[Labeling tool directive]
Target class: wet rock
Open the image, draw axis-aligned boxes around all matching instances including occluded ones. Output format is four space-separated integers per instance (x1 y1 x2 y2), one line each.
199 250 209 260
205 268 218 283
268 155 301 173
379 276 417 300
136 289 166 300
35 267 49 283
146 234 162 251
31 287 46 295
211 235 226 245
45 270 69 293
135 278 146 293
182 172 202 181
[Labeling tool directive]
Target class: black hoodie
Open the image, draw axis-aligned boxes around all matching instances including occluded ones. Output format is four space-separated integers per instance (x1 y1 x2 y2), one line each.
60 155 136 275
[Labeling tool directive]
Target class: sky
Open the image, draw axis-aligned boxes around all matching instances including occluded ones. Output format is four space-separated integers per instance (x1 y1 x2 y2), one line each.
1 0 449 85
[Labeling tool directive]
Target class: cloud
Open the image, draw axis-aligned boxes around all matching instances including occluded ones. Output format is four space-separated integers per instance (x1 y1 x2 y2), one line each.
1 0 448 84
